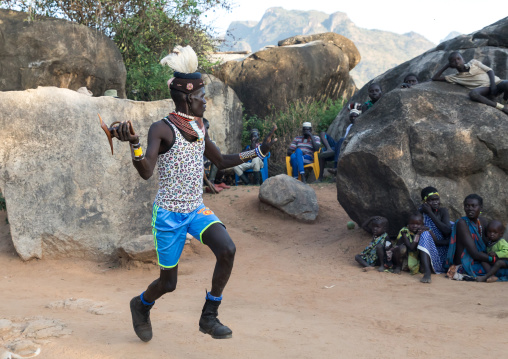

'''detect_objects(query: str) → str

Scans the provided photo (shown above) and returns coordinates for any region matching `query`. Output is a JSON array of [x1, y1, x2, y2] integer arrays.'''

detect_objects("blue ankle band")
[[206, 292, 223, 301], [140, 291, 155, 306]]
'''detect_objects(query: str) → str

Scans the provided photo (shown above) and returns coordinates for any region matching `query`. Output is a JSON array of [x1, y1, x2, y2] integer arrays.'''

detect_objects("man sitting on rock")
[[233, 128, 264, 185], [432, 51, 508, 115], [361, 83, 383, 113], [401, 73, 419, 88], [287, 122, 321, 183]]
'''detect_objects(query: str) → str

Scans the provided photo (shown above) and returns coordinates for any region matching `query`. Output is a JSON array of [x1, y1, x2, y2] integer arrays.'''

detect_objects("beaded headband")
[[423, 192, 439, 202]]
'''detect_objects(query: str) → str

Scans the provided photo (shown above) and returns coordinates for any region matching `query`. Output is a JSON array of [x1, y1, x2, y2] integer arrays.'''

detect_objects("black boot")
[[130, 296, 154, 342], [253, 171, 262, 185], [239, 173, 250, 185], [199, 299, 232, 339]]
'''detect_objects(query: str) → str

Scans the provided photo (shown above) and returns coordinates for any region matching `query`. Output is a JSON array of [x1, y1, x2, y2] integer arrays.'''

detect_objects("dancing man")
[[111, 46, 277, 341]]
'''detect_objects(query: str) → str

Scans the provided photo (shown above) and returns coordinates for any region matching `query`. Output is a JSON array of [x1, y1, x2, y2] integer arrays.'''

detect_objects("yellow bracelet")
[[134, 147, 143, 157], [496, 103, 505, 110]]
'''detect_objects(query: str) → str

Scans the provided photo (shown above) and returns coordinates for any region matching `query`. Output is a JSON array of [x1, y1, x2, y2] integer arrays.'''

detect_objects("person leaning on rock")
[[327, 103, 361, 176], [401, 73, 419, 88], [287, 122, 321, 183], [233, 128, 264, 185], [110, 45, 277, 342], [361, 83, 383, 113], [432, 51, 508, 115]]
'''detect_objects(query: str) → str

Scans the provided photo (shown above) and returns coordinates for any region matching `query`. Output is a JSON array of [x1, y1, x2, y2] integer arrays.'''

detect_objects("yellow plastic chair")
[[286, 149, 321, 181]]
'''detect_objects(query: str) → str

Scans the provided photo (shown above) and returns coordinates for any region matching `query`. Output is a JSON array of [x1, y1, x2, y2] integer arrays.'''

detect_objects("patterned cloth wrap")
[[397, 227, 420, 275], [154, 121, 205, 213], [417, 214, 451, 274], [446, 217, 508, 281], [360, 233, 388, 265]]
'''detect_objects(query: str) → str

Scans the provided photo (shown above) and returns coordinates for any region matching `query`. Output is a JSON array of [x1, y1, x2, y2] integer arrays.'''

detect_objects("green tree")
[[1, 0, 229, 100]]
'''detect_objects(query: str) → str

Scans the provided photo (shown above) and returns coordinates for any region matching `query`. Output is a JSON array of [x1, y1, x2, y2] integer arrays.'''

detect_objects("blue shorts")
[[151, 203, 222, 268]]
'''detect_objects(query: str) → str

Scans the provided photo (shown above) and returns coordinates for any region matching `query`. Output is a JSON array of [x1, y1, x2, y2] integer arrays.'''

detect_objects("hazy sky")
[[203, 0, 508, 44]]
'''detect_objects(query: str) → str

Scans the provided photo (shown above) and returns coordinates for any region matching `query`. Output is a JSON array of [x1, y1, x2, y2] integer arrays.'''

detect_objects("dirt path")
[[0, 184, 506, 358]]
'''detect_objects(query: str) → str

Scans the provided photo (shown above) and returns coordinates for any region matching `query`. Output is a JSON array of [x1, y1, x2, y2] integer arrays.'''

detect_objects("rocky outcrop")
[[0, 79, 242, 261], [259, 175, 319, 222], [278, 32, 360, 71], [220, 7, 435, 87], [0, 9, 126, 98], [336, 81, 508, 235], [217, 33, 358, 118], [329, 16, 508, 140]]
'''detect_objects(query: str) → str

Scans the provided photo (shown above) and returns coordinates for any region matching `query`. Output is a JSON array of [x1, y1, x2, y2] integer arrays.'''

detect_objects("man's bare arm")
[[432, 63, 450, 82], [205, 125, 277, 170], [113, 121, 169, 180]]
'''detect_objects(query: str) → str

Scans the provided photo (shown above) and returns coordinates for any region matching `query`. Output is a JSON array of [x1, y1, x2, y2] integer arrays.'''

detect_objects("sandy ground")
[[1, 184, 507, 359]]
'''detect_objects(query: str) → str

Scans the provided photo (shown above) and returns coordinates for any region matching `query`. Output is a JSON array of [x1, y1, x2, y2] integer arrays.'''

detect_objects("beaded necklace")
[[167, 112, 204, 141], [477, 219, 483, 241]]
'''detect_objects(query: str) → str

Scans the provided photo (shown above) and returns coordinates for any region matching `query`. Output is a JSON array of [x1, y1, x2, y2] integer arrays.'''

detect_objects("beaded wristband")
[[130, 142, 145, 161], [255, 145, 266, 159], [239, 148, 257, 162]]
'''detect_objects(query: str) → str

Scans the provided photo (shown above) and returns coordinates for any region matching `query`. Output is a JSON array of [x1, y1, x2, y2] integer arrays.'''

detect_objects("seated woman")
[[446, 194, 508, 281], [417, 187, 452, 283]]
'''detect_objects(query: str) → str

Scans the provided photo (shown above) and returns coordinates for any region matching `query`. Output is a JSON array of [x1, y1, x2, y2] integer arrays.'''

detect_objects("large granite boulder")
[[0, 9, 126, 98], [259, 175, 319, 222], [0, 79, 242, 261], [328, 16, 508, 139], [202, 75, 243, 153], [336, 81, 508, 235], [216, 32, 359, 118]]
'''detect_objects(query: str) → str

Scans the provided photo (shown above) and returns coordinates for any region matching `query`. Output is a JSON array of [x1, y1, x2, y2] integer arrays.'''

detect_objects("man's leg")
[[317, 150, 334, 180], [290, 148, 306, 181], [497, 80, 508, 101], [130, 267, 178, 342], [130, 206, 190, 342], [250, 157, 262, 185], [198, 222, 236, 339], [470, 85, 508, 115], [234, 162, 252, 185], [290, 152, 299, 178]]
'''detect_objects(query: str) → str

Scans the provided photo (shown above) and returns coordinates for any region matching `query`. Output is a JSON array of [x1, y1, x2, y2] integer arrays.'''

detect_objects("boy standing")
[[432, 52, 508, 115]]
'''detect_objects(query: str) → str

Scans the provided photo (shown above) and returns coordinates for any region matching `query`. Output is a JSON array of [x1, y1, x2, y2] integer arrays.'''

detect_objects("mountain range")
[[220, 8, 437, 87]]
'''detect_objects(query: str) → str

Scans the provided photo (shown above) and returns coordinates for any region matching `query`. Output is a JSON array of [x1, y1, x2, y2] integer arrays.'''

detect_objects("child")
[[355, 216, 389, 272], [432, 51, 508, 115], [395, 213, 427, 275], [361, 83, 383, 113], [477, 220, 508, 283]]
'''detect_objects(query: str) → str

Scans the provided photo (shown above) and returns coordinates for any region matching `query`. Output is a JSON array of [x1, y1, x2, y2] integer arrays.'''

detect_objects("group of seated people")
[[355, 187, 508, 284], [297, 51, 508, 183]]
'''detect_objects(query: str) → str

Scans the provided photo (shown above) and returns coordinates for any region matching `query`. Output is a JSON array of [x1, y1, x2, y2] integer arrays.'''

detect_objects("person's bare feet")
[[486, 276, 498, 283], [476, 275, 488, 282], [377, 266, 385, 272], [362, 266, 376, 272], [420, 274, 432, 283], [393, 267, 402, 274]]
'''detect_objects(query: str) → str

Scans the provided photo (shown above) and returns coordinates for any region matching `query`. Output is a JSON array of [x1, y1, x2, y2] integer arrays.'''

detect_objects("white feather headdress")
[[160, 45, 198, 74]]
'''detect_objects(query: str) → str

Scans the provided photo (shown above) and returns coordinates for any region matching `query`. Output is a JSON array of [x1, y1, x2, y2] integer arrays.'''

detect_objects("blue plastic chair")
[[235, 152, 270, 185]]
